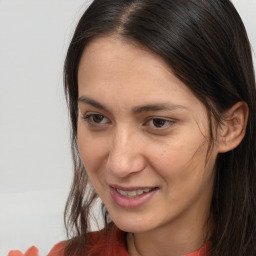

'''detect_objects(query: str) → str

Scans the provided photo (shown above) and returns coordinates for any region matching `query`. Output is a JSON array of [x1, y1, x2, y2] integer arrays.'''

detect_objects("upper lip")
[[109, 184, 158, 191]]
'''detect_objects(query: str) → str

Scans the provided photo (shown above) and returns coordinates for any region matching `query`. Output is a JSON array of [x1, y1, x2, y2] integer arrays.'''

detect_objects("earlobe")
[[217, 101, 249, 153]]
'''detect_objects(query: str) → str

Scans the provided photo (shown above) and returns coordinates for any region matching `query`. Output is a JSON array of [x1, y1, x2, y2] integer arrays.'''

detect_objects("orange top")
[[47, 226, 210, 256], [8, 226, 210, 256]]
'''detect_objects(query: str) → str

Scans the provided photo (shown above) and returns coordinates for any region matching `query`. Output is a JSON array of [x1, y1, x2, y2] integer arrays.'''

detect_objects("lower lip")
[[110, 187, 158, 209]]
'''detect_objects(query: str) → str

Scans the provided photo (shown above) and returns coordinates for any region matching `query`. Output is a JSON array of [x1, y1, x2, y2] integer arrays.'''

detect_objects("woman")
[[49, 0, 256, 255]]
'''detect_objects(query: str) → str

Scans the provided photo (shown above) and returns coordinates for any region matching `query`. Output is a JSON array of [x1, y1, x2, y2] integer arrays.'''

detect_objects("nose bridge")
[[107, 125, 145, 177]]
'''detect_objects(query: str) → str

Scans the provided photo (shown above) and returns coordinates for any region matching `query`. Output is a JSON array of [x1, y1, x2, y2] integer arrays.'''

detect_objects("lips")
[[109, 185, 158, 208]]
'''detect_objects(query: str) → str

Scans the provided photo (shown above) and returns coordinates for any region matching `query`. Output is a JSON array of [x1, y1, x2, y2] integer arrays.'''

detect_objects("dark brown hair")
[[63, 0, 256, 255]]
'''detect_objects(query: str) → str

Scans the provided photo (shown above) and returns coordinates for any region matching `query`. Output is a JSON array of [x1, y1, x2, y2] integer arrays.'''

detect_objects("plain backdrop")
[[0, 0, 255, 255]]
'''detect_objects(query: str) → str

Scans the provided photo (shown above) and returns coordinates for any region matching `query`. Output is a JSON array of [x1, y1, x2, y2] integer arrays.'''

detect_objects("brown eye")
[[92, 114, 105, 123], [146, 118, 174, 129], [152, 118, 168, 128], [82, 113, 110, 125]]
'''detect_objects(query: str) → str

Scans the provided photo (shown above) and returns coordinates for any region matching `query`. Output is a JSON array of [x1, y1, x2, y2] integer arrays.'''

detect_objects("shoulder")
[[47, 241, 66, 256], [47, 225, 129, 256]]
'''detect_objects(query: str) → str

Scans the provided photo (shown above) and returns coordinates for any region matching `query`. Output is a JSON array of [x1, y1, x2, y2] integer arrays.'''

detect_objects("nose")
[[106, 128, 146, 178]]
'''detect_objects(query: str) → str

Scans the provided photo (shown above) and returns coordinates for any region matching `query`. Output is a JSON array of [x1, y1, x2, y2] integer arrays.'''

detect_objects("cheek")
[[150, 142, 216, 212], [77, 127, 108, 174], [149, 137, 205, 173], [147, 135, 213, 190]]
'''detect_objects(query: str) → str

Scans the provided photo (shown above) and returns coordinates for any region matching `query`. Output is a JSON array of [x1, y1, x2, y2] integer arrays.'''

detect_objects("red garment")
[[47, 226, 210, 256], [8, 246, 39, 256]]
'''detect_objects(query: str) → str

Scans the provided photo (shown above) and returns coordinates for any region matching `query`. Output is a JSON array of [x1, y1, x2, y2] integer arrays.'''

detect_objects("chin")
[[111, 215, 156, 233]]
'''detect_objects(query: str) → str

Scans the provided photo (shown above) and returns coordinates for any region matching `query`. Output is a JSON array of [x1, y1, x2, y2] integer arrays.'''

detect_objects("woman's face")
[[77, 36, 219, 234]]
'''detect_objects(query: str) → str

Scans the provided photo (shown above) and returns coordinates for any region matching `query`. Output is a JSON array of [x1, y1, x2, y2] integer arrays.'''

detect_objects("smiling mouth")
[[110, 186, 159, 208], [115, 187, 157, 198]]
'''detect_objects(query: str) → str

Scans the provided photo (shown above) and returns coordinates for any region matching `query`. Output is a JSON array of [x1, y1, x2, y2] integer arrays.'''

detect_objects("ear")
[[217, 101, 249, 153]]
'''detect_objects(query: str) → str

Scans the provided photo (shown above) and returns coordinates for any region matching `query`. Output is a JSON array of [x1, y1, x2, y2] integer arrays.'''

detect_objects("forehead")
[[77, 36, 203, 112], [78, 36, 173, 82]]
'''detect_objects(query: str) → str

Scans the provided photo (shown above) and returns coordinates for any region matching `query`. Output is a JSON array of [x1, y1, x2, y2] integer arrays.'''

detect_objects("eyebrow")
[[78, 96, 108, 110], [78, 96, 187, 114], [132, 103, 187, 114]]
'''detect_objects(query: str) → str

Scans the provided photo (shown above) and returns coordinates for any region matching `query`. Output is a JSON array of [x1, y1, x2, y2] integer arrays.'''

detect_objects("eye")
[[82, 112, 110, 125], [147, 118, 174, 129]]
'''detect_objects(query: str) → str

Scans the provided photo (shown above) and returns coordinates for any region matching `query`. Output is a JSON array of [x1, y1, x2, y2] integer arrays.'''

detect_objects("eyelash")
[[146, 118, 175, 129], [82, 113, 110, 126], [81, 112, 175, 130]]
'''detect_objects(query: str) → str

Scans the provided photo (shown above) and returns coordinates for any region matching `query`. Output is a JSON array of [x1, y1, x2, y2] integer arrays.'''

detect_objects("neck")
[[127, 210, 212, 256]]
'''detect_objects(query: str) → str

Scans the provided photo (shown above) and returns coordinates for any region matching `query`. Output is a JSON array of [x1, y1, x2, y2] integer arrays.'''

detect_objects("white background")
[[0, 0, 255, 255]]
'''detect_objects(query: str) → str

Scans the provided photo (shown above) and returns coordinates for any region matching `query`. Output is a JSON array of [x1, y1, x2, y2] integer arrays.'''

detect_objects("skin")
[[77, 36, 221, 256]]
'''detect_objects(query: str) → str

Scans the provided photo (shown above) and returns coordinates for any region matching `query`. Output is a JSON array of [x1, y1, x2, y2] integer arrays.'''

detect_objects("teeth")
[[116, 188, 153, 198]]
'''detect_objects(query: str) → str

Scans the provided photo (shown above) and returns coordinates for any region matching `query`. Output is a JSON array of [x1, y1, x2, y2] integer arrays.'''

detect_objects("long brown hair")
[[63, 0, 256, 255]]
